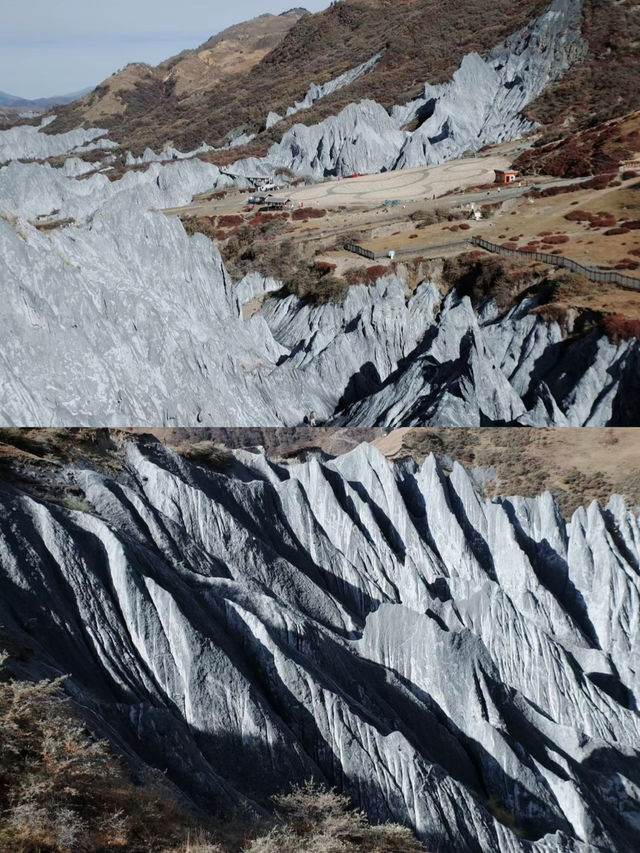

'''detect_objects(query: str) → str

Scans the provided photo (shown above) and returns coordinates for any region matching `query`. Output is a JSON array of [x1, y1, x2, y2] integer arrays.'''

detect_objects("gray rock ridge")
[[330, 291, 640, 427], [233, 0, 586, 180], [0, 119, 118, 165], [1, 186, 638, 426], [0, 438, 638, 852], [264, 51, 384, 132], [281, 51, 384, 121]]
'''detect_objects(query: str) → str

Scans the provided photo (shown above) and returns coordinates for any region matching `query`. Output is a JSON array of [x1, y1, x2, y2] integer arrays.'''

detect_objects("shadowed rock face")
[[0, 438, 638, 851], [0, 0, 637, 428], [1, 187, 638, 427]]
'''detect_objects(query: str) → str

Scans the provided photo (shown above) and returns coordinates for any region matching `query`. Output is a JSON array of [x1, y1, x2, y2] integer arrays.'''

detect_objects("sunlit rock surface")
[[1, 189, 638, 427], [0, 438, 638, 851], [235, 0, 586, 179], [0, 118, 118, 165], [0, 0, 637, 427]]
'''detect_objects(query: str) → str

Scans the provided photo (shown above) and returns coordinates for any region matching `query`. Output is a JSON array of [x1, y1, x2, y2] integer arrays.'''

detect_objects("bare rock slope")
[[0, 436, 638, 852]]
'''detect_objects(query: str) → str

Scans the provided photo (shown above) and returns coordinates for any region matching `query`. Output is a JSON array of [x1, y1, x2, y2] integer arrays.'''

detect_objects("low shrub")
[[218, 215, 244, 228], [442, 254, 521, 308], [292, 207, 326, 220], [313, 261, 337, 275], [365, 265, 389, 280], [541, 235, 570, 245], [244, 782, 425, 853], [603, 228, 630, 236], [564, 209, 594, 222], [602, 314, 640, 342]]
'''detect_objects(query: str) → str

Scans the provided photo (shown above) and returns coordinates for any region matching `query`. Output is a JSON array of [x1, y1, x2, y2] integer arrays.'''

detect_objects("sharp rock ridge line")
[[0, 438, 638, 852]]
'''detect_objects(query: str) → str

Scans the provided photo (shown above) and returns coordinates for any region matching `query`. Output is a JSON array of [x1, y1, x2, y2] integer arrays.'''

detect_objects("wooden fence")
[[470, 237, 640, 291], [345, 239, 470, 261], [344, 237, 640, 292]]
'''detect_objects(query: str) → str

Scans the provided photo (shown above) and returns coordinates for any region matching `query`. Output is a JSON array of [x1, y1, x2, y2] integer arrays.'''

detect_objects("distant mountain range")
[[0, 87, 93, 110]]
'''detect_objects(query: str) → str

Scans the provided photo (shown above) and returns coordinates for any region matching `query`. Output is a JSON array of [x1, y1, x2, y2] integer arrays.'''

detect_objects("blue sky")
[[1, 1, 329, 98]]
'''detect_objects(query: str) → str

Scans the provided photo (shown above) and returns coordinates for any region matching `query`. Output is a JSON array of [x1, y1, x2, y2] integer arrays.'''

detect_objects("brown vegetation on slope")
[[44, 10, 307, 142], [525, 0, 640, 133], [46, 0, 547, 155], [0, 655, 426, 853], [515, 111, 640, 177]]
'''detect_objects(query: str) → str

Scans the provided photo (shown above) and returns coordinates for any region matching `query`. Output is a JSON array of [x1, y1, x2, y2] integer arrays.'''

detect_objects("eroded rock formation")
[[0, 436, 638, 851]]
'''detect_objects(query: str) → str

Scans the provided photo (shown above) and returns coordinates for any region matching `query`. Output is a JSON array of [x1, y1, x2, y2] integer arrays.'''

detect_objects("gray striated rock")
[[0, 187, 638, 426], [394, 0, 586, 168], [0, 157, 234, 221], [125, 143, 214, 165], [235, 98, 408, 181], [236, 0, 586, 179], [282, 52, 383, 121], [331, 291, 640, 427], [0, 119, 118, 165], [0, 437, 638, 852]]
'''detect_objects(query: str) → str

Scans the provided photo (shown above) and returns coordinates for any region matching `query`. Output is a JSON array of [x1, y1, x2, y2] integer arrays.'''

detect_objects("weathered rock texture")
[[0, 118, 118, 165], [233, 0, 586, 180], [0, 437, 638, 852], [0, 0, 637, 427], [1, 185, 638, 427]]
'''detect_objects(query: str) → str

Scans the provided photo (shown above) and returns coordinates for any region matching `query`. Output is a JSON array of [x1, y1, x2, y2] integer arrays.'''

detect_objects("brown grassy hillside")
[[46, 9, 308, 139], [47, 0, 548, 155], [515, 110, 640, 177], [44, 1, 640, 162], [525, 0, 640, 132]]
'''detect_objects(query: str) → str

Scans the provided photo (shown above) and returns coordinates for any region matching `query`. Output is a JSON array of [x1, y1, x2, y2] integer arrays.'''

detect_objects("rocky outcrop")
[[331, 292, 640, 427], [125, 143, 214, 166], [0, 157, 233, 221], [0, 437, 638, 852], [0, 118, 118, 165], [280, 52, 383, 123], [235, 0, 586, 179], [0, 184, 638, 427]]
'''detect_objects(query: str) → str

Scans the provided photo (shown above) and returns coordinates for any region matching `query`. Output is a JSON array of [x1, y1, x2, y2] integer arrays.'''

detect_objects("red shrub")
[[622, 220, 640, 230], [501, 242, 519, 249], [584, 174, 613, 190], [629, 248, 640, 257], [564, 210, 595, 222], [459, 222, 471, 230], [622, 170, 639, 180], [541, 235, 570, 244], [589, 217, 617, 228], [293, 207, 326, 220], [313, 261, 337, 275], [603, 314, 640, 342], [604, 228, 630, 236], [366, 265, 389, 280]]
